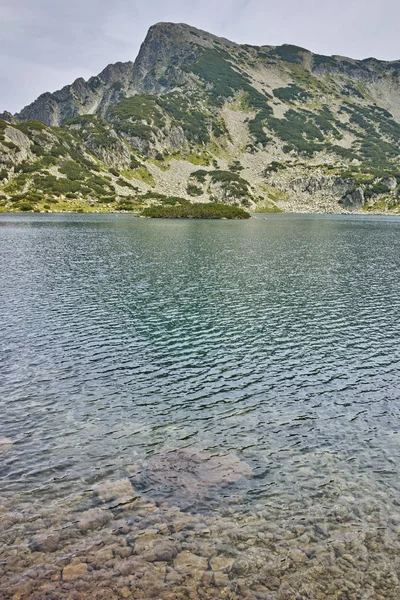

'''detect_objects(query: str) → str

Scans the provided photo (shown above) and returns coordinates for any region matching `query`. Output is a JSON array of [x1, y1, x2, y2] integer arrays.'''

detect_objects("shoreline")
[[0, 209, 399, 217]]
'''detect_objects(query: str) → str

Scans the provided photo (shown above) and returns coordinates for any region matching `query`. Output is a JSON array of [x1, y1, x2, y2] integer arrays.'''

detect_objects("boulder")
[[96, 478, 136, 503], [382, 177, 397, 191], [340, 187, 364, 209], [143, 449, 252, 499]]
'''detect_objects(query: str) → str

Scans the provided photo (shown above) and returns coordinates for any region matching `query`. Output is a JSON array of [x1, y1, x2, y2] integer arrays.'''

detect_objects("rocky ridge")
[[2, 22, 400, 214]]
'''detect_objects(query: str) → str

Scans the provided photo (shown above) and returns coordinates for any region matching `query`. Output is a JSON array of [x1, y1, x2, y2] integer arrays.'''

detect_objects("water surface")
[[1, 213, 400, 599]]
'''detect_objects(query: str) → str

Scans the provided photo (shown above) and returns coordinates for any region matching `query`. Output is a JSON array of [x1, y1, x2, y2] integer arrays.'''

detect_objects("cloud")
[[1, 0, 400, 113]]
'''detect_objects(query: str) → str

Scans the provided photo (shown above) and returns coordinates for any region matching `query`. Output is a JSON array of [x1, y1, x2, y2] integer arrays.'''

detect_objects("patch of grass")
[[130, 166, 155, 186], [255, 203, 283, 213], [261, 184, 290, 202]]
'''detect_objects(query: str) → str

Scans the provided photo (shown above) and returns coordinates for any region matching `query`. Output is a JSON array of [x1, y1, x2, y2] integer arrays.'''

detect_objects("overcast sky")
[[1, 0, 399, 113]]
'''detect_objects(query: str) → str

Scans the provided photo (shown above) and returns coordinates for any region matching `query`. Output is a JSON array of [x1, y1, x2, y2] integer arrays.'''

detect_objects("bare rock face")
[[86, 131, 131, 168], [340, 187, 365, 210], [383, 177, 397, 191], [140, 449, 252, 505]]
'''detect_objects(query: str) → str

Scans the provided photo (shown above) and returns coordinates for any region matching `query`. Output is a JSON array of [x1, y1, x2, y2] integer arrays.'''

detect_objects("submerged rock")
[[96, 478, 137, 503], [139, 449, 252, 507], [0, 437, 13, 453], [62, 562, 88, 581], [210, 555, 234, 572], [174, 550, 208, 573]]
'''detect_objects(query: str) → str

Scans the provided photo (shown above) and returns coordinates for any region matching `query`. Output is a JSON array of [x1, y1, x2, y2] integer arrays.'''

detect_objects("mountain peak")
[[3, 22, 400, 216]]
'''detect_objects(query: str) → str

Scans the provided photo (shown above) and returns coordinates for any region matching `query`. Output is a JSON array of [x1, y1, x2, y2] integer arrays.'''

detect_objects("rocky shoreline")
[[1, 450, 400, 599]]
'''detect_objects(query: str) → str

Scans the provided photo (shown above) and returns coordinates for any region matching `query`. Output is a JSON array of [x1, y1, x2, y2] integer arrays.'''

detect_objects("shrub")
[[264, 162, 285, 175], [273, 84, 311, 102], [110, 95, 165, 128], [141, 202, 250, 219], [15, 202, 34, 211], [15, 121, 47, 134], [187, 183, 203, 196], [59, 160, 87, 181], [229, 161, 243, 172], [271, 44, 306, 64], [157, 93, 211, 144]]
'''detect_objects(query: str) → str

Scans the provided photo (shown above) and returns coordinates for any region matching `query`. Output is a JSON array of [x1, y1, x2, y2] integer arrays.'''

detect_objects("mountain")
[[2, 22, 400, 214]]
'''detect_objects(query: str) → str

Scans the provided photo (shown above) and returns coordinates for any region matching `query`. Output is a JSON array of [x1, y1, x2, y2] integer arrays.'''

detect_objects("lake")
[[1, 213, 400, 599]]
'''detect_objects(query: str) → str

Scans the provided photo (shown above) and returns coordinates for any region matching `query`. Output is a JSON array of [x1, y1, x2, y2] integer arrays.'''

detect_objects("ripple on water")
[[1, 213, 400, 597]]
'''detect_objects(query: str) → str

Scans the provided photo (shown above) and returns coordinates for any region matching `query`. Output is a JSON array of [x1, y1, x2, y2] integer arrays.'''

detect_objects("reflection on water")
[[1, 213, 400, 598]]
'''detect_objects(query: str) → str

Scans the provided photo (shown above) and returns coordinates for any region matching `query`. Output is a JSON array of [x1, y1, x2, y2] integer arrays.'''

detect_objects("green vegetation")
[[264, 161, 286, 175], [255, 198, 283, 213], [66, 114, 120, 149], [109, 95, 165, 143], [157, 93, 212, 145], [141, 202, 250, 219], [187, 183, 203, 196], [190, 49, 251, 102], [189, 49, 273, 145], [130, 165, 155, 186], [191, 170, 208, 184], [59, 160, 87, 180], [267, 109, 324, 155], [110, 95, 164, 126], [273, 84, 311, 103], [190, 169, 251, 201], [313, 54, 338, 68], [271, 44, 307, 64], [248, 110, 270, 145], [14, 201, 35, 211], [364, 180, 393, 199]]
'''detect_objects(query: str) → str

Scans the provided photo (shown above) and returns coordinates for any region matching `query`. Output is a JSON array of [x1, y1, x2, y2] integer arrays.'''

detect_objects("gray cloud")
[[1, 0, 400, 113]]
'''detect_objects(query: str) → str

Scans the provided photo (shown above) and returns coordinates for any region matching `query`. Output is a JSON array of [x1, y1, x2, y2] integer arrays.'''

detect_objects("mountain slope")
[[2, 22, 400, 214]]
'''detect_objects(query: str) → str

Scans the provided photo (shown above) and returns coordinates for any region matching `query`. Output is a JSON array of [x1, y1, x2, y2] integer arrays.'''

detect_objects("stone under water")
[[137, 449, 253, 506]]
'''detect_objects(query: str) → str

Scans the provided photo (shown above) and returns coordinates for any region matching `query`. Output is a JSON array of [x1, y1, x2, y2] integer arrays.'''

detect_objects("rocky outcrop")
[[383, 177, 397, 191], [340, 187, 365, 210], [10, 22, 400, 129], [16, 63, 136, 127]]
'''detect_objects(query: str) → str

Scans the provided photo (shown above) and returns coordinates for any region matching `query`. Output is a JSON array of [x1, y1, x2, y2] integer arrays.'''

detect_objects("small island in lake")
[[141, 201, 250, 219]]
